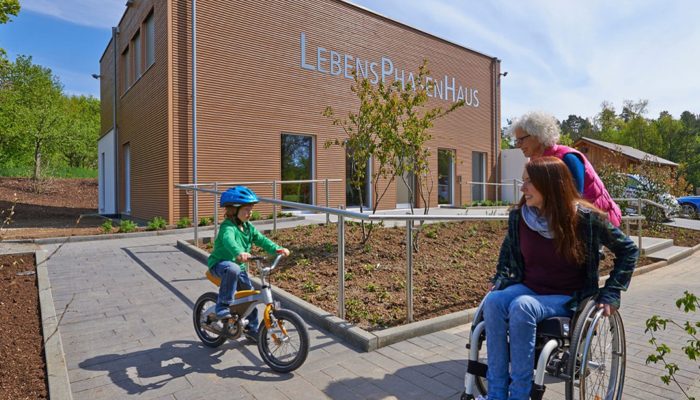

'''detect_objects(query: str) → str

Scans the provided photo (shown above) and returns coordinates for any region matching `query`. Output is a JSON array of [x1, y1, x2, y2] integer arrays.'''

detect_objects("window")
[[345, 147, 371, 208], [472, 151, 486, 201], [122, 47, 131, 90], [281, 134, 314, 205], [438, 149, 454, 205], [144, 11, 155, 68], [132, 30, 142, 78]]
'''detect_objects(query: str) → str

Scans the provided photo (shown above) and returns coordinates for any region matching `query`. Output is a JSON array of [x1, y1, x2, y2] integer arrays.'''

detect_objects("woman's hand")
[[276, 248, 290, 256], [597, 303, 617, 317], [236, 252, 252, 262]]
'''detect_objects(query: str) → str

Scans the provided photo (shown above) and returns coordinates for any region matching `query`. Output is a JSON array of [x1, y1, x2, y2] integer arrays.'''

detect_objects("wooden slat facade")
[[100, 0, 501, 223]]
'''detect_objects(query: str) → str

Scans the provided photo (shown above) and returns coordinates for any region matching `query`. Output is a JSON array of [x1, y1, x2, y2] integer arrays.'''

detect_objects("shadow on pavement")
[[78, 340, 294, 395]]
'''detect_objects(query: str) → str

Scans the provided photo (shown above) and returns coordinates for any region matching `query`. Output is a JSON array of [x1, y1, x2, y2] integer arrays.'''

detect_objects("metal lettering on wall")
[[299, 32, 479, 107]]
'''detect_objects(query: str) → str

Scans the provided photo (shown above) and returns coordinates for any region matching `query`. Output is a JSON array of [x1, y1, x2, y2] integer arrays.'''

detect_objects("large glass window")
[[122, 47, 130, 90], [345, 147, 371, 209], [438, 149, 454, 205], [281, 134, 313, 205]]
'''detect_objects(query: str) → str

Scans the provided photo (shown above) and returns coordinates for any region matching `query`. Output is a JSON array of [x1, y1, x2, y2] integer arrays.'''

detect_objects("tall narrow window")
[[144, 11, 155, 67], [281, 134, 314, 205], [345, 147, 371, 209], [438, 149, 454, 205], [132, 30, 142, 78], [472, 151, 486, 202], [122, 47, 131, 90]]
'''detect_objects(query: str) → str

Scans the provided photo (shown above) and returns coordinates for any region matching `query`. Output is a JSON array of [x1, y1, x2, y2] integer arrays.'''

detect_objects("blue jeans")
[[482, 284, 572, 400], [210, 261, 259, 332]]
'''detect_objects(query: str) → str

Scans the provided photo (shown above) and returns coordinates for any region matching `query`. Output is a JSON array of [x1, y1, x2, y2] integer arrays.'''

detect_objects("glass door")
[[281, 134, 314, 205]]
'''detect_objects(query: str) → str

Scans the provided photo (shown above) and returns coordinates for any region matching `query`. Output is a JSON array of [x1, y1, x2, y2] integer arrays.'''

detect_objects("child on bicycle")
[[208, 185, 290, 342]]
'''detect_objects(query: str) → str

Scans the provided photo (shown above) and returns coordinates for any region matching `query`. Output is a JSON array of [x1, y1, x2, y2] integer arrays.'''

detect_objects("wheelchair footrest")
[[466, 360, 488, 378], [530, 382, 545, 400]]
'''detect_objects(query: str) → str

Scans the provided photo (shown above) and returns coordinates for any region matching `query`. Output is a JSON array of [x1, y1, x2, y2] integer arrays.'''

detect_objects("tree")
[[0, 0, 20, 24], [324, 59, 464, 242], [0, 55, 66, 180], [62, 95, 100, 169], [560, 114, 594, 142]]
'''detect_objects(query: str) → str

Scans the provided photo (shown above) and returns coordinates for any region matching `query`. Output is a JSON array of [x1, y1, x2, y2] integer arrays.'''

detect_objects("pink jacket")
[[543, 144, 622, 227]]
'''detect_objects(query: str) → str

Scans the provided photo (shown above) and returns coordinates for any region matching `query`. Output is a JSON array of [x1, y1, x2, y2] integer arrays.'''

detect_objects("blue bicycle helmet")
[[220, 186, 259, 207]]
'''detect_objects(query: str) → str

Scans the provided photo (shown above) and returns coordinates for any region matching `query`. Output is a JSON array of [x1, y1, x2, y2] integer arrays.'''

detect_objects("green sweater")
[[492, 207, 638, 311], [207, 219, 282, 271]]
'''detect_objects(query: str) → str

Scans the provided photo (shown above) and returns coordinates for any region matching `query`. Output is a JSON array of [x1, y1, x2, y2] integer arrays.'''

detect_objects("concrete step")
[[629, 236, 674, 255], [646, 245, 693, 262]]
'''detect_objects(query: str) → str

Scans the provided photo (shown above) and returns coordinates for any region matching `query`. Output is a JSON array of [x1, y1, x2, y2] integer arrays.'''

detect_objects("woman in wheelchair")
[[474, 157, 638, 400]]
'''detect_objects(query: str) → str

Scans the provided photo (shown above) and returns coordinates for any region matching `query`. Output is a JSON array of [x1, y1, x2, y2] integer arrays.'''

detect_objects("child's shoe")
[[215, 304, 232, 319]]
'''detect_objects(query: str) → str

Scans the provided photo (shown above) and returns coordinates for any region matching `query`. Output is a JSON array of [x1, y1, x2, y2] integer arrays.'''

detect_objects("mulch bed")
[[0, 253, 47, 400]]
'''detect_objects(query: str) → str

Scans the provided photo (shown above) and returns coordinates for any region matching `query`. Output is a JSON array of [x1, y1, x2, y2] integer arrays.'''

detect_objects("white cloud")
[[22, 0, 125, 29], [355, 0, 700, 122]]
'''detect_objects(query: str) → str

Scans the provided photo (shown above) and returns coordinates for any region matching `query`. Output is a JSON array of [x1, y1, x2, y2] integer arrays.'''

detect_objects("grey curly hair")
[[507, 111, 560, 147]]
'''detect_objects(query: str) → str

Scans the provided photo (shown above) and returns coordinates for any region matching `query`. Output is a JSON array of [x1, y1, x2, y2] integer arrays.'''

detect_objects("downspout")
[[113, 26, 120, 215], [192, 0, 199, 244]]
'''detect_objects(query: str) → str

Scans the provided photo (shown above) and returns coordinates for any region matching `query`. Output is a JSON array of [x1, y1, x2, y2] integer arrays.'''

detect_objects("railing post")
[[406, 215, 414, 323], [272, 180, 277, 234], [512, 178, 518, 205], [325, 178, 330, 225], [194, 187, 199, 246], [337, 205, 345, 320], [638, 198, 643, 251], [213, 182, 218, 238]]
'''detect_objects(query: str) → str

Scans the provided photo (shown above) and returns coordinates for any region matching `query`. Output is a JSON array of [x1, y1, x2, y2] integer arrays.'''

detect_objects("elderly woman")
[[509, 111, 622, 227]]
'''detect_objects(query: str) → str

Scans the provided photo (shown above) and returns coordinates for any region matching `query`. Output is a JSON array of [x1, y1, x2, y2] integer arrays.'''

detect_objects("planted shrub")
[[119, 219, 137, 233], [176, 217, 191, 229], [250, 211, 261, 221], [147, 216, 167, 231], [100, 220, 113, 234], [199, 216, 213, 226]]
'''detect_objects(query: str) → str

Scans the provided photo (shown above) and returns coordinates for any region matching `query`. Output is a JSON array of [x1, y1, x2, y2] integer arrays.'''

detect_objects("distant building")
[[573, 137, 678, 173], [97, 0, 503, 223]]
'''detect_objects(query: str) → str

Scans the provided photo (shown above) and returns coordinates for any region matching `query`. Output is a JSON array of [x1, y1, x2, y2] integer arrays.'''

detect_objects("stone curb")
[[5, 217, 304, 245], [179, 238, 700, 352], [35, 250, 73, 400]]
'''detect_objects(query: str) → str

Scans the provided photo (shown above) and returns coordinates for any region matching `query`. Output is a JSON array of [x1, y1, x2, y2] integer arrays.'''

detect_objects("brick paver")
[[40, 232, 700, 399]]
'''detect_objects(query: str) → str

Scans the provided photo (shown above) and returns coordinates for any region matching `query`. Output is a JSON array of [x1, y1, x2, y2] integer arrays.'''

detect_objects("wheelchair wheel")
[[565, 300, 626, 400], [193, 292, 227, 348], [258, 308, 309, 373]]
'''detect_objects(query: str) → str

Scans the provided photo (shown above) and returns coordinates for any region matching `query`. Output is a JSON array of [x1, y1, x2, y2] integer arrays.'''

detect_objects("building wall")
[[170, 0, 499, 220], [98, 39, 115, 137], [114, 1, 171, 220]]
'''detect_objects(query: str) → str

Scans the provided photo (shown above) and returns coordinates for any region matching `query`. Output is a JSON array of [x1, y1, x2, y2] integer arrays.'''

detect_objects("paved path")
[[37, 231, 700, 400]]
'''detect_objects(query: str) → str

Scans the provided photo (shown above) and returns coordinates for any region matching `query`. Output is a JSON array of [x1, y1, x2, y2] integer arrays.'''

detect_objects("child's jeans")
[[211, 260, 259, 331], [482, 283, 572, 400]]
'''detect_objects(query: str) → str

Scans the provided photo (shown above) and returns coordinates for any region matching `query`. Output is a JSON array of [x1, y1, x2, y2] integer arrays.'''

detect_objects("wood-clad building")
[[573, 137, 678, 173], [97, 0, 503, 223]]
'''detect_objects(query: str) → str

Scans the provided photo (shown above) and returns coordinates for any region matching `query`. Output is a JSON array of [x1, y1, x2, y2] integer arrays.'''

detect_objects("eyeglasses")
[[515, 134, 531, 146]]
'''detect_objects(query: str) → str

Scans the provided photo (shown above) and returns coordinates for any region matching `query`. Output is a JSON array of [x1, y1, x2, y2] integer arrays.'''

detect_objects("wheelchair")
[[462, 291, 627, 400]]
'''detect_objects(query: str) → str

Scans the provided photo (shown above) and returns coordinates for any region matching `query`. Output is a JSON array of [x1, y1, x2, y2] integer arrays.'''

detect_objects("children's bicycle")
[[193, 254, 310, 373]]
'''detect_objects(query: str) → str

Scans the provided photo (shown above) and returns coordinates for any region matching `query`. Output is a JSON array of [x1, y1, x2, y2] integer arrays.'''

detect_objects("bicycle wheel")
[[193, 292, 227, 348], [565, 301, 626, 400], [258, 308, 309, 373]]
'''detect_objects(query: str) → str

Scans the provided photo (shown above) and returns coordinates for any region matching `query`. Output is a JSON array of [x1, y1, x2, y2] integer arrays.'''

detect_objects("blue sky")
[[1, 0, 699, 124]]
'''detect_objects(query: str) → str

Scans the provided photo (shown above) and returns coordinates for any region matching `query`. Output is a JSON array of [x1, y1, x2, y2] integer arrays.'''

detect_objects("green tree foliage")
[[588, 100, 700, 193], [0, 55, 99, 179], [0, 55, 65, 179], [0, 0, 20, 24], [559, 114, 594, 142]]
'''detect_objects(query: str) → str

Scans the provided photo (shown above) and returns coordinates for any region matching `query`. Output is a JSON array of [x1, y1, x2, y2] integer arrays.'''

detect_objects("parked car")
[[620, 174, 679, 221], [677, 195, 700, 219]]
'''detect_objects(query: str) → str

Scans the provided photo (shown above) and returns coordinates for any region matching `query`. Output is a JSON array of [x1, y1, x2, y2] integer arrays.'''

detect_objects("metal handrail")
[[176, 184, 646, 324]]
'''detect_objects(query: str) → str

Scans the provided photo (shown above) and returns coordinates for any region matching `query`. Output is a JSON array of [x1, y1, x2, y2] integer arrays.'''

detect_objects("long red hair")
[[518, 157, 605, 264]]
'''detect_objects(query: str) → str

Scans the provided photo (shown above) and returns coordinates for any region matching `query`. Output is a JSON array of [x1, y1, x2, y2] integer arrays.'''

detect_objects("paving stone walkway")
[[33, 231, 700, 399]]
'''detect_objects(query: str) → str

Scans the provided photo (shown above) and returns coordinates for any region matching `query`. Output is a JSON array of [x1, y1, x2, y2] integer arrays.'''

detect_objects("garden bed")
[[199, 220, 666, 330]]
